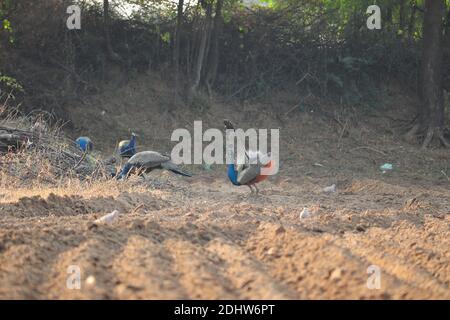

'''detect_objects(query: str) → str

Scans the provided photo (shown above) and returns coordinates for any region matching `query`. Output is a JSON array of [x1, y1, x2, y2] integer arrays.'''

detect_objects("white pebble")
[[300, 208, 311, 219], [85, 275, 96, 286], [95, 210, 120, 224], [323, 184, 337, 193]]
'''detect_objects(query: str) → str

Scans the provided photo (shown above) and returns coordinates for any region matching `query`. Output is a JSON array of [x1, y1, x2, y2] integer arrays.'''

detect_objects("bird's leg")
[[253, 184, 260, 195], [247, 185, 254, 194], [132, 167, 145, 179], [125, 166, 134, 179]]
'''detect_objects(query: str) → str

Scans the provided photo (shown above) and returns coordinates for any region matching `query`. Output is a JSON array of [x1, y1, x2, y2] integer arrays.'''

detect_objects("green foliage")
[[1, 0, 448, 113], [160, 31, 171, 44], [0, 73, 24, 94], [0, 0, 14, 44]]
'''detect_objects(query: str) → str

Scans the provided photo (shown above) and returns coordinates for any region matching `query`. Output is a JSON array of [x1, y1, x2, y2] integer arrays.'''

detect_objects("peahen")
[[224, 119, 276, 194], [117, 151, 192, 180], [75, 137, 93, 153], [118, 132, 137, 158]]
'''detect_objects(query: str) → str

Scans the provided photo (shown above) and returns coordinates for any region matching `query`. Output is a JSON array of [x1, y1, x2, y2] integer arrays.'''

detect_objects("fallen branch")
[[73, 150, 88, 170]]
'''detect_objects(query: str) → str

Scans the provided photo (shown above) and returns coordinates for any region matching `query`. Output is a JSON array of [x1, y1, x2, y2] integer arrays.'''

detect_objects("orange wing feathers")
[[249, 160, 275, 184]]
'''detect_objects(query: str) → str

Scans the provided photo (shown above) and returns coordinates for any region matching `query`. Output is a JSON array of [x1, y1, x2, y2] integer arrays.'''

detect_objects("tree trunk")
[[205, 0, 224, 97], [445, 7, 450, 34], [103, 0, 121, 62], [386, 4, 393, 28], [406, 0, 448, 148], [188, 1, 213, 102], [399, 0, 406, 31], [173, 0, 184, 97], [408, 0, 417, 39]]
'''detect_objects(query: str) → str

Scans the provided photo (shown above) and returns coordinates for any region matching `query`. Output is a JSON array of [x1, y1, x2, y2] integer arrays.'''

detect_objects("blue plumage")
[[224, 119, 273, 194], [227, 164, 240, 186], [117, 162, 133, 180], [75, 137, 93, 152], [118, 133, 137, 158]]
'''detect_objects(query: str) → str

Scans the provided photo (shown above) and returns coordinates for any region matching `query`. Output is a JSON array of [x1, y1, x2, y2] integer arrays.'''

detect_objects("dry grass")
[[0, 177, 159, 203], [0, 105, 116, 190]]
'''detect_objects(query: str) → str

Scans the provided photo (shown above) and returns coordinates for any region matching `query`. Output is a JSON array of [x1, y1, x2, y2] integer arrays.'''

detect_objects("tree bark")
[[173, 0, 184, 97], [188, 0, 213, 102], [407, 0, 448, 148], [205, 0, 224, 97], [399, 0, 406, 31], [408, 0, 417, 39], [103, 0, 121, 62], [386, 4, 393, 28]]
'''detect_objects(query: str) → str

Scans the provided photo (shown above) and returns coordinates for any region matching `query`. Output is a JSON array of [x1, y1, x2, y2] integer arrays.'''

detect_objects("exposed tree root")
[[404, 118, 450, 149], [421, 127, 450, 149], [404, 123, 421, 144], [437, 131, 450, 148]]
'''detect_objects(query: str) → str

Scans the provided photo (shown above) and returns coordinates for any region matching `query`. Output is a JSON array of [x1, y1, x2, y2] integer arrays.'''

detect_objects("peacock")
[[117, 151, 192, 180], [224, 119, 276, 194], [118, 132, 137, 158], [75, 137, 93, 153]]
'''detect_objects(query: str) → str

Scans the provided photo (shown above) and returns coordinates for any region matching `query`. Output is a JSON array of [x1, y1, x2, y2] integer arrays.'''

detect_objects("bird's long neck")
[[225, 129, 239, 185], [227, 164, 240, 185], [129, 135, 136, 148], [117, 162, 133, 180]]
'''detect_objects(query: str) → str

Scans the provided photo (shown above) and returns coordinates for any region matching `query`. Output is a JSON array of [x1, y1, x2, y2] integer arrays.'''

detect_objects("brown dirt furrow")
[[0, 216, 86, 299], [0, 243, 55, 299], [332, 227, 450, 299], [352, 218, 450, 286], [206, 237, 298, 299], [111, 234, 186, 299], [245, 222, 388, 299], [165, 239, 237, 299], [0, 170, 448, 299], [42, 235, 124, 299]]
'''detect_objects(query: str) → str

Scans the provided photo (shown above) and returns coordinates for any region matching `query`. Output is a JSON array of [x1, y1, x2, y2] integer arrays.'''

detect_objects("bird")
[[227, 150, 275, 194], [75, 137, 93, 153], [224, 119, 276, 194], [117, 151, 192, 180], [118, 132, 137, 158]]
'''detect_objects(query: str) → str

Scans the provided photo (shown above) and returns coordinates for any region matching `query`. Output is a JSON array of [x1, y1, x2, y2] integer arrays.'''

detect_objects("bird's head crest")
[[224, 119, 235, 130]]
